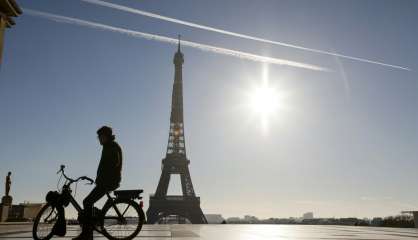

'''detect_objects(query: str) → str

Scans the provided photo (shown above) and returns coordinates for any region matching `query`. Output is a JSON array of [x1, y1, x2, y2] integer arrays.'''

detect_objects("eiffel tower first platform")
[[146, 37, 207, 224]]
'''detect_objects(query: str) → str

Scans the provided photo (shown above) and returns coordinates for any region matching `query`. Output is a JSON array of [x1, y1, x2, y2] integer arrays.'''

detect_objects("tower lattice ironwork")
[[146, 37, 207, 224]]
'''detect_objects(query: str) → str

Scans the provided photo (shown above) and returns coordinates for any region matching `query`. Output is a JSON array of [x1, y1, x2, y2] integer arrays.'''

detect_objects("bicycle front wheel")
[[32, 203, 58, 240], [101, 199, 145, 240]]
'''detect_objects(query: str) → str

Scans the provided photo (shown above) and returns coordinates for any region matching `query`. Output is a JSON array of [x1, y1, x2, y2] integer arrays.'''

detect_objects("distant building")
[[7, 204, 23, 220], [261, 218, 297, 224], [402, 211, 418, 228], [226, 217, 241, 223], [303, 212, 314, 219], [339, 218, 359, 226], [22, 203, 44, 221], [244, 215, 259, 223], [6, 202, 44, 221], [371, 217, 383, 226], [205, 214, 225, 224], [301, 218, 322, 225]]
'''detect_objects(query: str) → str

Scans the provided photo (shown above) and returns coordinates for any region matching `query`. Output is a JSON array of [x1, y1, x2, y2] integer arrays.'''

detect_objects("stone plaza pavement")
[[1, 224, 418, 239]]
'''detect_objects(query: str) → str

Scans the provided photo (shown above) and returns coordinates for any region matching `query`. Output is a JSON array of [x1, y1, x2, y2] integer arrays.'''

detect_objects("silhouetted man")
[[73, 126, 122, 240]]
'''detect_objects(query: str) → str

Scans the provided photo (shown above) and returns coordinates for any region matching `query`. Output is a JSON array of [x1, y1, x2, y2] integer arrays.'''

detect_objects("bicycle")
[[32, 165, 146, 240]]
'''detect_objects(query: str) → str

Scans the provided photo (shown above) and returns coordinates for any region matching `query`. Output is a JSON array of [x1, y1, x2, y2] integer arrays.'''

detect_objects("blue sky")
[[0, 0, 417, 218]]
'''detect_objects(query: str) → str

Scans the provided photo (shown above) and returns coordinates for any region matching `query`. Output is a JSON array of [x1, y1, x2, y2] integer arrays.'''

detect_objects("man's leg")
[[83, 186, 107, 222], [73, 186, 107, 239]]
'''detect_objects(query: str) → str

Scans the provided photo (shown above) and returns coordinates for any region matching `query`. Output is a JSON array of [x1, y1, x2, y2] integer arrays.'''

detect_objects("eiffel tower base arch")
[[147, 197, 207, 224]]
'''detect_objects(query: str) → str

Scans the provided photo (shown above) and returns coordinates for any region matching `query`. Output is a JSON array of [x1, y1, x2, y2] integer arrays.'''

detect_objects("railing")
[[149, 195, 200, 201]]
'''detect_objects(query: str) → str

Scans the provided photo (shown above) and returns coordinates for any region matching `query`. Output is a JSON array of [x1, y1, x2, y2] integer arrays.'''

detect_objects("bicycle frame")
[[60, 184, 126, 225], [59, 185, 82, 213]]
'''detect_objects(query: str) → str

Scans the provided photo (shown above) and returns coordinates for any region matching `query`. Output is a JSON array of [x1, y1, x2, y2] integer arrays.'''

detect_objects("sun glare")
[[245, 64, 286, 133], [249, 85, 279, 116]]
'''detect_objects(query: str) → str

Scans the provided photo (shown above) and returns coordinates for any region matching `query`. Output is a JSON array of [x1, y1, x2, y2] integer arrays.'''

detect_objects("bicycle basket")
[[46, 191, 60, 206], [45, 191, 71, 207]]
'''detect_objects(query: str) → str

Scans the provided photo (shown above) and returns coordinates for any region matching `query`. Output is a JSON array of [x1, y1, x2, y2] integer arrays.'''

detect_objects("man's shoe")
[[72, 225, 93, 240], [72, 232, 93, 240]]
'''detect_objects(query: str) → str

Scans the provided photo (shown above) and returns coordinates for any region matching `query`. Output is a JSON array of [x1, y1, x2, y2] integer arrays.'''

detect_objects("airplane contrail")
[[80, 0, 410, 71], [24, 9, 329, 72]]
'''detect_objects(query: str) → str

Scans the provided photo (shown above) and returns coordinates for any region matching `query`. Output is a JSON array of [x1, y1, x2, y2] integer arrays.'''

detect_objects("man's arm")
[[108, 142, 122, 164]]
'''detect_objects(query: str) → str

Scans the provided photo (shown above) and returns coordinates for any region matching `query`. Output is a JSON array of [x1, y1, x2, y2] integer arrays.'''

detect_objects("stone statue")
[[5, 172, 11, 197], [1, 172, 12, 206]]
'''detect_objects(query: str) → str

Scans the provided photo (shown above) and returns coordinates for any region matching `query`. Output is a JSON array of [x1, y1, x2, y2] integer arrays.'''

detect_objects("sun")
[[249, 85, 280, 116], [248, 84, 281, 132], [244, 65, 286, 133]]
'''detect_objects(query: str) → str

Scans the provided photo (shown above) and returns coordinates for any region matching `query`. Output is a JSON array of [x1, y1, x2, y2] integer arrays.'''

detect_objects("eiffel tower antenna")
[[147, 35, 207, 224], [177, 34, 181, 52]]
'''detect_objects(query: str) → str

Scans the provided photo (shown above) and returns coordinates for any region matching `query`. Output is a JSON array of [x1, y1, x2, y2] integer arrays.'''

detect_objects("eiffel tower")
[[146, 37, 207, 224]]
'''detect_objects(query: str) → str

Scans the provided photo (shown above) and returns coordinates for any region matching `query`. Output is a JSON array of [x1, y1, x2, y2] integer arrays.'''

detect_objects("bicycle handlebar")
[[58, 165, 94, 185], [79, 176, 95, 184]]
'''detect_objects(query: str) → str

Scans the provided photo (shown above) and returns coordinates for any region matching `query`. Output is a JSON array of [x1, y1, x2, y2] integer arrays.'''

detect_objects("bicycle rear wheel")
[[101, 199, 145, 240], [32, 203, 58, 240]]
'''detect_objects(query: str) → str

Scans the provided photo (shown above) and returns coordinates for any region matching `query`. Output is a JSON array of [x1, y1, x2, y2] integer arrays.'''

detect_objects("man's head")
[[7, 172, 11, 176], [97, 126, 115, 145]]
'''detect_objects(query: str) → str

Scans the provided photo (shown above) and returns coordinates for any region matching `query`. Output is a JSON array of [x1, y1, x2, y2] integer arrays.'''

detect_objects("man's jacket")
[[95, 140, 122, 190]]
